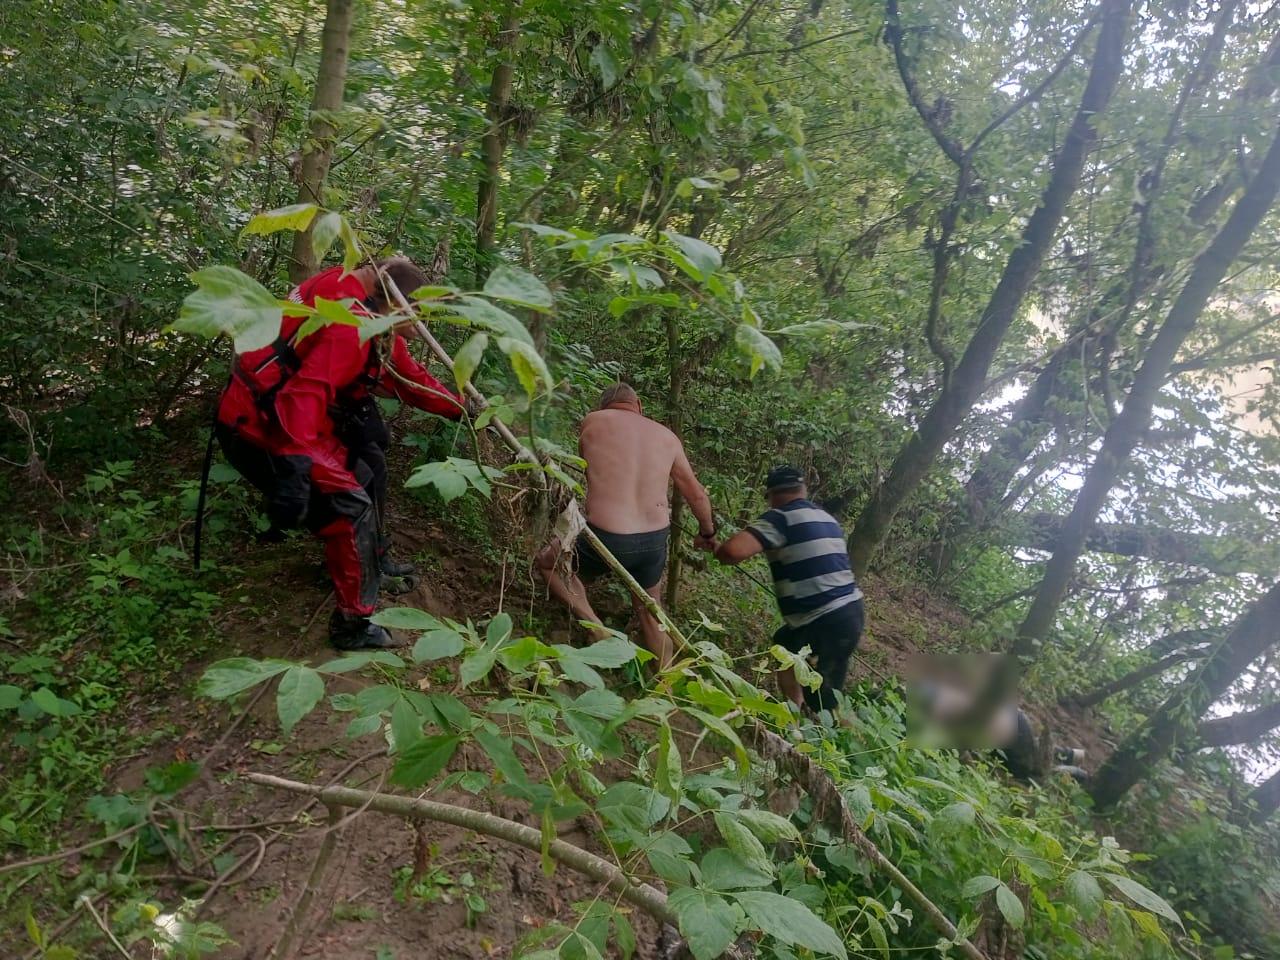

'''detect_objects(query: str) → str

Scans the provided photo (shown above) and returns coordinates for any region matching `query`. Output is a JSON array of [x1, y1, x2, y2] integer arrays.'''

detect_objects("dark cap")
[[765, 465, 805, 492]]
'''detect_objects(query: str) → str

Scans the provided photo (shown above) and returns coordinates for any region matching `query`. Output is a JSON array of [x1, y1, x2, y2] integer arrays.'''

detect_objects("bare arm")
[[714, 530, 764, 566], [670, 441, 715, 534]]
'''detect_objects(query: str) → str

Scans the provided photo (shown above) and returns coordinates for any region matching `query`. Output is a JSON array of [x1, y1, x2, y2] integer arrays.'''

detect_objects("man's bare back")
[[580, 408, 690, 533]]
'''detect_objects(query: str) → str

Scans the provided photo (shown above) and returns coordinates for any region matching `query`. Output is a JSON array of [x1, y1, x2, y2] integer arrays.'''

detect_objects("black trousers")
[[335, 397, 390, 536], [774, 598, 865, 712]]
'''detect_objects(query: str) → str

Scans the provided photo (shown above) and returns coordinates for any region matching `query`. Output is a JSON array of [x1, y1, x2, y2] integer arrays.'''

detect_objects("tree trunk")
[[1090, 582, 1280, 809], [846, 0, 1132, 576], [288, 0, 355, 284], [1009, 511, 1274, 575], [665, 312, 687, 615], [475, 8, 520, 284], [1197, 700, 1280, 749], [1013, 122, 1280, 657], [1246, 766, 1280, 823], [1066, 650, 1195, 710]]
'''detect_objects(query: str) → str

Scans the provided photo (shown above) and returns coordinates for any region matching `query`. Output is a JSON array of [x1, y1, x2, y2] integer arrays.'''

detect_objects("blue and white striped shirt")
[[747, 499, 863, 627]]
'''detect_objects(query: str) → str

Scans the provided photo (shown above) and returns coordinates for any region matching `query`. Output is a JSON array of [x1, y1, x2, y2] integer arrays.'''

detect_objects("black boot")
[[328, 610, 401, 651], [377, 535, 416, 577]]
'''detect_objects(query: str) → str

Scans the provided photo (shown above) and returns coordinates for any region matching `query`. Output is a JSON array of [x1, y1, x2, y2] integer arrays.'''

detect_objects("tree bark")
[[289, 0, 355, 284], [847, 0, 1133, 576], [1010, 511, 1274, 575], [1246, 765, 1280, 823], [475, 8, 521, 284], [1090, 582, 1280, 809], [1197, 700, 1280, 748], [1013, 122, 1280, 657]]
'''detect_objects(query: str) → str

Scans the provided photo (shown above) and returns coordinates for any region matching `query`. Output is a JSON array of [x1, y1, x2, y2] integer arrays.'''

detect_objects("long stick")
[[245, 772, 676, 926], [273, 803, 343, 960]]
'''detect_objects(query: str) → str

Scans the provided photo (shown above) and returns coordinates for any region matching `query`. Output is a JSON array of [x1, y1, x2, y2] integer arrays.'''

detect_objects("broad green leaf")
[[310, 210, 342, 261], [513, 222, 578, 240], [338, 215, 362, 272], [589, 42, 620, 89], [198, 658, 290, 699], [733, 890, 847, 959], [452, 332, 488, 391], [668, 888, 740, 960], [372, 608, 444, 632], [413, 629, 465, 662], [700, 847, 774, 891], [934, 801, 976, 834], [497, 335, 551, 399], [961, 875, 1003, 897], [390, 696, 421, 752], [243, 202, 318, 236], [865, 915, 889, 960], [483, 264, 553, 312], [297, 295, 363, 341], [733, 808, 800, 844], [714, 812, 772, 876], [574, 635, 639, 667], [173, 266, 284, 353], [662, 230, 722, 280], [475, 727, 529, 790], [1100, 873, 1183, 928], [683, 708, 750, 774], [461, 645, 500, 688], [995, 883, 1025, 930], [655, 720, 682, 805], [769, 319, 875, 337], [391, 734, 462, 787], [0, 685, 22, 709], [1066, 870, 1104, 920], [428, 693, 474, 732], [486, 612, 513, 645], [29, 687, 61, 716], [276, 666, 324, 735], [735, 324, 783, 378], [448, 297, 534, 345]]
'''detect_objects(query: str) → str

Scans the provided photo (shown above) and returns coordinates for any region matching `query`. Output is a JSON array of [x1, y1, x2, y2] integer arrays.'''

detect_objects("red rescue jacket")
[[217, 266, 463, 493]]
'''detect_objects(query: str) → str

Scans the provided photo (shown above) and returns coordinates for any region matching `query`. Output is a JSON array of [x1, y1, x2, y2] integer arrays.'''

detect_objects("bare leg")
[[632, 586, 673, 670], [535, 542, 610, 641], [776, 667, 805, 709]]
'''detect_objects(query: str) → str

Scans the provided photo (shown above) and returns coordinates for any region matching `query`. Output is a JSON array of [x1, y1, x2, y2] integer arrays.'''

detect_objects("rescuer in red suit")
[[215, 257, 464, 650]]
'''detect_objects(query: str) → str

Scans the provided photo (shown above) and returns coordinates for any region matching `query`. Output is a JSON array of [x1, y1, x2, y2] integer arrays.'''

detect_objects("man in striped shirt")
[[707, 465, 864, 713]]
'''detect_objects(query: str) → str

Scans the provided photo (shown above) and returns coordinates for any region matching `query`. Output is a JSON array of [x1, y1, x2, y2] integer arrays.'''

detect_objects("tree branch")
[[884, 0, 966, 167]]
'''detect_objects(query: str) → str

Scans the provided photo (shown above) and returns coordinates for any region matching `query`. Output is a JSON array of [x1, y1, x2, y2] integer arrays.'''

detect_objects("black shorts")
[[574, 524, 669, 590], [774, 598, 865, 712]]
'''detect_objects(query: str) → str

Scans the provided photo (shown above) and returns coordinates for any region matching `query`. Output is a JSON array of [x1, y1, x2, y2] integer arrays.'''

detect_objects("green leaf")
[[497, 336, 551, 399], [390, 696, 422, 752], [297, 295, 364, 341], [683, 708, 750, 774], [339, 216, 362, 272], [1100, 873, 1183, 928], [662, 230, 722, 280], [475, 727, 529, 789], [714, 812, 772, 876], [276, 666, 324, 735], [575, 635, 639, 667], [483, 264, 553, 313], [668, 888, 740, 960], [700, 847, 774, 891], [735, 324, 783, 378], [865, 915, 889, 960], [486, 612, 513, 645], [589, 42, 620, 89], [311, 210, 342, 262], [461, 645, 500, 687], [173, 266, 285, 353], [1066, 870, 1104, 920], [243, 202, 318, 237], [448, 297, 534, 346], [452, 333, 489, 391], [198, 658, 290, 699], [769, 319, 875, 337], [733, 808, 800, 844], [391, 734, 462, 787], [655, 720, 682, 805], [0, 684, 22, 709], [995, 883, 1025, 930], [733, 890, 847, 959], [934, 801, 976, 834], [30, 687, 61, 716], [372, 607, 444, 631], [413, 629, 465, 662], [961, 875, 1003, 897]]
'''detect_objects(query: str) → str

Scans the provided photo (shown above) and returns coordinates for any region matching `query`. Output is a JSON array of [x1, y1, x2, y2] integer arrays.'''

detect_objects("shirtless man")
[[535, 383, 716, 668]]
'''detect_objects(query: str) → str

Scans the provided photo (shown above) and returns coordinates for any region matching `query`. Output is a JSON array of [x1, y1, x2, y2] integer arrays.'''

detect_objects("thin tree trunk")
[[665, 312, 688, 614], [1014, 123, 1280, 657], [289, 0, 355, 284], [1246, 766, 1280, 823], [847, 0, 1132, 576], [475, 8, 521, 284], [1090, 582, 1280, 808], [1066, 651, 1195, 709], [1197, 700, 1280, 748]]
